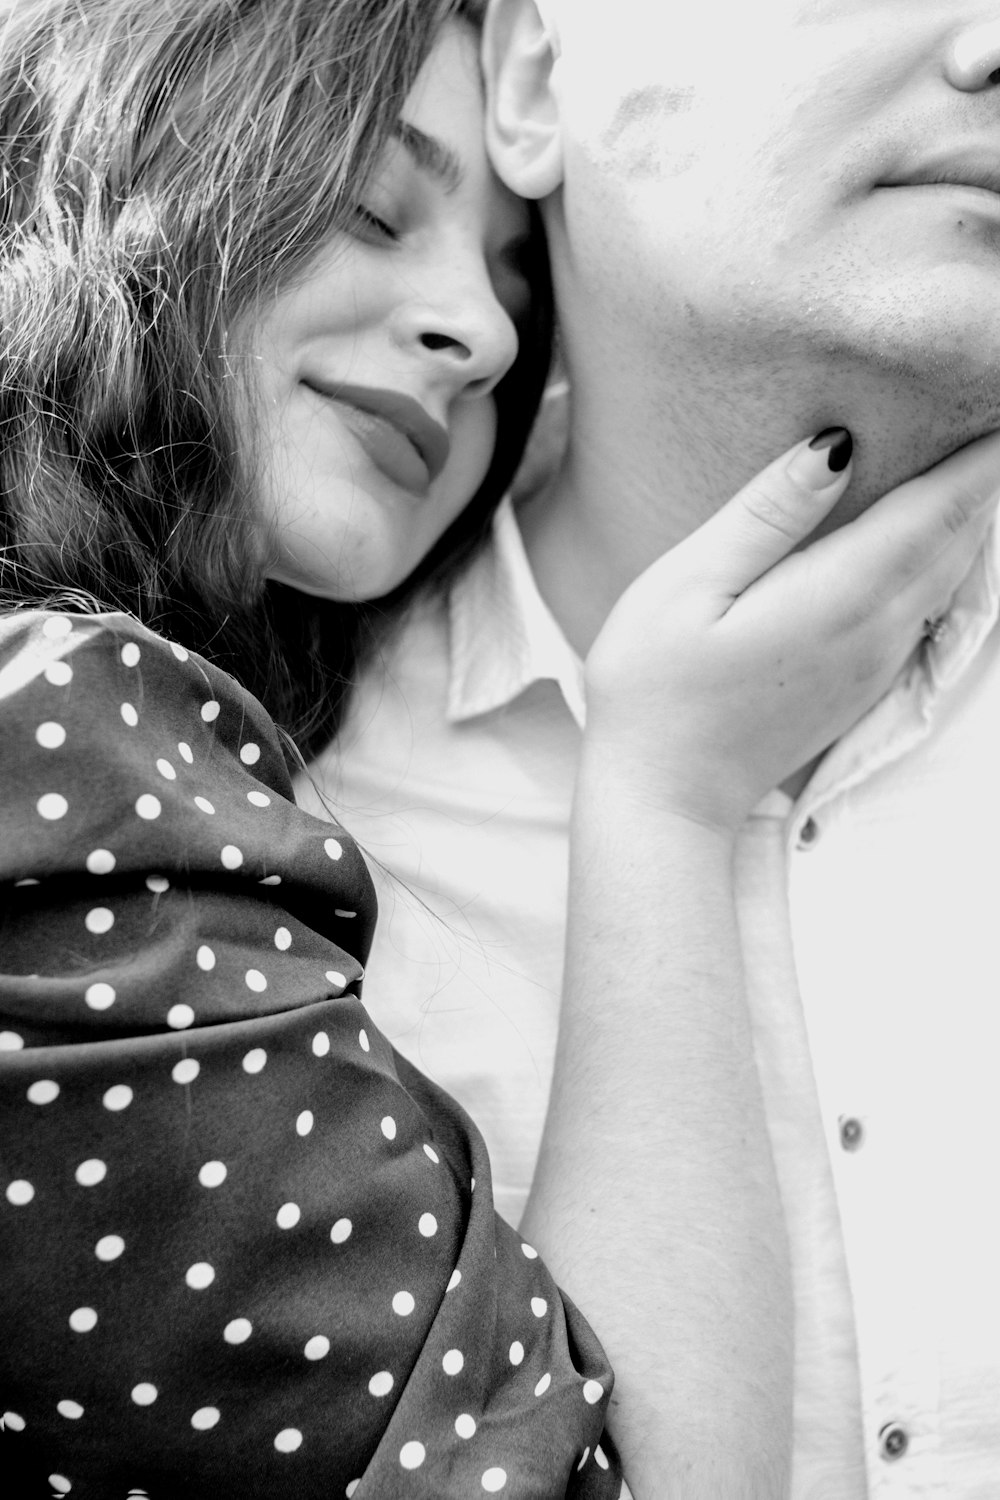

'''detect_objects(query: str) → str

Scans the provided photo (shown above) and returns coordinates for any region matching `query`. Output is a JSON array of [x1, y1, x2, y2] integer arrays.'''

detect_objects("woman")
[[1, 0, 997, 1496]]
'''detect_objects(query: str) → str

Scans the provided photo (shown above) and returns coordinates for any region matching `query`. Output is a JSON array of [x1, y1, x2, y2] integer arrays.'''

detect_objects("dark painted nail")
[[809, 427, 853, 473]]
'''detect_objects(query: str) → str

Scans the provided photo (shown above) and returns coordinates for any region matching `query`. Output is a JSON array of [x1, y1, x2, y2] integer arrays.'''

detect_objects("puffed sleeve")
[[0, 611, 622, 1500]]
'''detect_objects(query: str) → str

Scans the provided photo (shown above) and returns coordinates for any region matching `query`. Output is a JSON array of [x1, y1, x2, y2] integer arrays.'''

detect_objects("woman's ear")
[[483, 0, 563, 201]]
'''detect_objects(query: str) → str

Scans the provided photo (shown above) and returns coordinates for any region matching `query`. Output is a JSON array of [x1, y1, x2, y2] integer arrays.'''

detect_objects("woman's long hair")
[[0, 0, 552, 761]]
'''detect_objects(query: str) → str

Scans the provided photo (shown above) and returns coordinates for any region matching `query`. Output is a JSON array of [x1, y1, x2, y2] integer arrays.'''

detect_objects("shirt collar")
[[447, 495, 587, 728]]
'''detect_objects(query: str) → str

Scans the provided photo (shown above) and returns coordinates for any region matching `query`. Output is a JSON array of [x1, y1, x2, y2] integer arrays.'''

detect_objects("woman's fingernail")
[[808, 426, 853, 473]]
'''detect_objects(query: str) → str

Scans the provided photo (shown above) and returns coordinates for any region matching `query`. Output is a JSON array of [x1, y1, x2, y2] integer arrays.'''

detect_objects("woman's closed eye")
[[351, 204, 399, 244]]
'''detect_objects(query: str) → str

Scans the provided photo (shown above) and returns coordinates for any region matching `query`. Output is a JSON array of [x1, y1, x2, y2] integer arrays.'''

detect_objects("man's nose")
[[946, 19, 1000, 91], [396, 272, 519, 397]]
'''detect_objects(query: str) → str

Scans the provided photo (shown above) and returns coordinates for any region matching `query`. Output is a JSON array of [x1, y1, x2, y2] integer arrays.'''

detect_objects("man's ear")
[[483, 0, 563, 200]]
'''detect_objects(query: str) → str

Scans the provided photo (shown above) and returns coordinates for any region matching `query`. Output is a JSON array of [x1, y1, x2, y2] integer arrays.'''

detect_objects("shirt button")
[[879, 1423, 910, 1462], [797, 817, 820, 848], [839, 1116, 865, 1152]]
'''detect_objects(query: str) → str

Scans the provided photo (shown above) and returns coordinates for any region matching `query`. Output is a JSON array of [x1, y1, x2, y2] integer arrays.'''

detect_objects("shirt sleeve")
[[0, 611, 622, 1500]]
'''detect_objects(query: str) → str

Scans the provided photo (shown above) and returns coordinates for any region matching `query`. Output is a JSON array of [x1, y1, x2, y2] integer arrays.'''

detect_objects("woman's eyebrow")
[[394, 120, 464, 192]]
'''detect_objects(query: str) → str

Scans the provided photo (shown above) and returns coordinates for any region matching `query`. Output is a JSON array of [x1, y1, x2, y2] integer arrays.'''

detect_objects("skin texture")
[[241, 21, 529, 603], [489, 0, 1000, 654]]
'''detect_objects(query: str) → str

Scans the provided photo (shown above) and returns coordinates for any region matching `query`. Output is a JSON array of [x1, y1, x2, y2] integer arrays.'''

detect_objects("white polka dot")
[[196, 945, 215, 972], [201, 700, 220, 723], [399, 1441, 426, 1471], [96, 1234, 125, 1261], [509, 1341, 524, 1367], [583, 1379, 604, 1405], [0, 1031, 24, 1051], [368, 1371, 394, 1398], [261, 875, 282, 886], [27, 1080, 59, 1105], [247, 790, 271, 808], [224, 1319, 252, 1345], [192, 1407, 221, 1431], [595, 1446, 610, 1471], [245, 969, 266, 992], [169, 641, 189, 662], [392, 1291, 415, 1317], [131, 1383, 157, 1406], [85, 907, 114, 935], [325, 970, 346, 989], [418, 1214, 438, 1238], [242, 1048, 267, 1074], [36, 721, 66, 749], [37, 793, 68, 820], [3, 1410, 26, 1431], [85, 982, 116, 1010], [49, 1478, 71, 1496], [275, 1429, 303, 1454], [239, 743, 261, 766], [277, 1203, 301, 1230], [6, 1180, 34, 1206], [521, 1242, 539, 1260], [172, 1058, 200, 1085], [135, 795, 161, 821], [423, 1145, 440, 1165], [121, 643, 141, 667], [577, 1448, 591, 1472], [69, 1308, 97, 1334], [57, 1400, 84, 1420], [381, 1116, 397, 1141], [86, 849, 115, 875], [455, 1414, 477, 1440], [330, 1218, 353, 1245], [178, 741, 194, 763], [167, 1004, 195, 1030], [346, 1483, 360, 1499], [185, 1262, 215, 1290], [447, 1269, 462, 1292], [148, 873, 171, 894], [120, 702, 138, 727], [531, 1297, 548, 1319], [442, 1349, 464, 1376], [324, 838, 343, 861], [194, 797, 215, 815], [534, 1373, 552, 1397], [296, 1111, 314, 1137], [156, 759, 176, 781], [42, 616, 73, 639], [222, 846, 244, 871], [304, 1336, 330, 1361], [199, 1161, 227, 1189], [275, 927, 292, 951], [359, 1030, 370, 1053], [482, 1469, 508, 1493], [45, 660, 73, 686], [312, 1032, 331, 1058], [75, 1159, 107, 1188], [103, 1084, 133, 1111]]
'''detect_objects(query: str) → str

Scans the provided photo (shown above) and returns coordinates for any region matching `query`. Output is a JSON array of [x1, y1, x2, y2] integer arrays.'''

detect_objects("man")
[[305, 4, 1000, 1492]]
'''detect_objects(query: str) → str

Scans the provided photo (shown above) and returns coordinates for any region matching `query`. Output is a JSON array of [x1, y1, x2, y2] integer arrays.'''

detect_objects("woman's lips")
[[304, 381, 451, 496]]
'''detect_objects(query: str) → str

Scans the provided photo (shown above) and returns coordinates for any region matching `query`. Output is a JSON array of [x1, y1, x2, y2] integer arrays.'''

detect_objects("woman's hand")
[[584, 426, 1000, 833]]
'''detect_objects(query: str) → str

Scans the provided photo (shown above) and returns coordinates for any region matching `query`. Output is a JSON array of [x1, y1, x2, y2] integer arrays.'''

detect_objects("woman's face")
[[243, 21, 531, 602]]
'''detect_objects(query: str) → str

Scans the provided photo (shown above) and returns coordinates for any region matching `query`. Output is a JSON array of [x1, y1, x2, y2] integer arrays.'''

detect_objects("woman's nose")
[[397, 265, 520, 396], [945, 19, 1000, 91]]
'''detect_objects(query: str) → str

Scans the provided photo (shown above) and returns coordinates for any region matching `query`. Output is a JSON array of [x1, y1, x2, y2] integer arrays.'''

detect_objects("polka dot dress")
[[0, 613, 621, 1499]]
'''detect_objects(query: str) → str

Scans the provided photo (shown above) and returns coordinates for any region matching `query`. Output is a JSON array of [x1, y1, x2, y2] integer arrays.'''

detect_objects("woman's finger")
[[673, 427, 854, 593], [810, 427, 1000, 604]]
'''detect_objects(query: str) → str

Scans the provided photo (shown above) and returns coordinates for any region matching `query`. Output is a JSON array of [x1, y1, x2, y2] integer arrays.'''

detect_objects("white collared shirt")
[[300, 497, 1000, 1496]]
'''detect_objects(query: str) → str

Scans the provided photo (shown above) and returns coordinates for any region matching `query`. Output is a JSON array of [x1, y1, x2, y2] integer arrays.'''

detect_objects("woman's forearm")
[[523, 758, 792, 1498]]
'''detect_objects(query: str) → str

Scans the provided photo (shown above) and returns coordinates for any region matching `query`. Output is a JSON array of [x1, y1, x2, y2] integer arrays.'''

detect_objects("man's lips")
[[881, 152, 1000, 201], [303, 381, 451, 496]]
